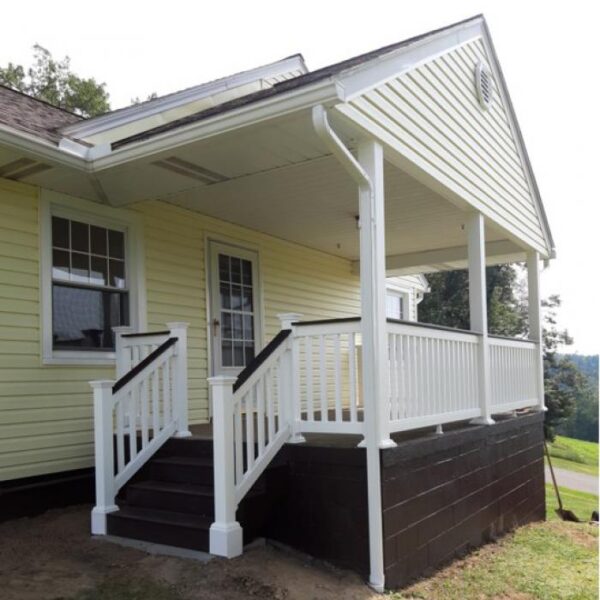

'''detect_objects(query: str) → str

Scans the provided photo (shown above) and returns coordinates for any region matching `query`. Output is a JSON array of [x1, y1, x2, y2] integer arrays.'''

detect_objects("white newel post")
[[358, 139, 394, 593], [208, 376, 243, 558], [90, 380, 118, 535], [167, 322, 191, 438], [113, 325, 133, 378], [467, 212, 494, 425], [277, 313, 305, 444], [527, 251, 546, 412]]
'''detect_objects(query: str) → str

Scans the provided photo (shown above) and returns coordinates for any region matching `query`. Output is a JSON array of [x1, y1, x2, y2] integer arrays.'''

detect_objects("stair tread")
[[129, 480, 214, 496], [111, 505, 212, 529]]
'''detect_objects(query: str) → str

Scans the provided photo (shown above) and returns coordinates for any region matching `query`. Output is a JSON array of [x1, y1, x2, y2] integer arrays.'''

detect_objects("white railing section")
[[209, 328, 295, 558], [90, 322, 190, 536], [386, 321, 482, 431], [292, 319, 364, 435], [489, 337, 539, 413]]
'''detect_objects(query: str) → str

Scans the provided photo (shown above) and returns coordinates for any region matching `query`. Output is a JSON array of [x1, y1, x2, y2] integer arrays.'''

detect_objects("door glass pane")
[[216, 251, 257, 369]]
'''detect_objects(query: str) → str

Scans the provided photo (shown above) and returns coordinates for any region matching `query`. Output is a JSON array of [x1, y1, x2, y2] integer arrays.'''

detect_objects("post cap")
[[89, 380, 115, 390], [207, 375, 238, 386], [277, 313, 304, 330]]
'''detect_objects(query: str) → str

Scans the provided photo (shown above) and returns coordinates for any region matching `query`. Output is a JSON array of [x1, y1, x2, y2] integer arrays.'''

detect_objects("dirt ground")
[[0, 505, 378, 600]]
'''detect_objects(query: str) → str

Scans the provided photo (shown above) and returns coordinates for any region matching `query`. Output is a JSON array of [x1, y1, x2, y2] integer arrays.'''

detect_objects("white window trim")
[[40, 190, 146, 366]]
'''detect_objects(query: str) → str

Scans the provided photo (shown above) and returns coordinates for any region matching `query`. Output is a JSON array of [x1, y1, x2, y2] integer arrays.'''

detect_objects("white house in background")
[[0, 15, 552, 591]]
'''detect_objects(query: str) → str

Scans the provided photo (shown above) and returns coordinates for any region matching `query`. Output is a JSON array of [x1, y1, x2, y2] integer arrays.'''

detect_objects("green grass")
[[546, 484, 599, 521], [547, 436, 599, 476], [392, 520, 598, 600]]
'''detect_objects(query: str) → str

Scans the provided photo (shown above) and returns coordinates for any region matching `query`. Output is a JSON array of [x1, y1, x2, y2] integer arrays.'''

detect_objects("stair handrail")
[[89, 322, 190, 536], [209, 320, 298, 558]]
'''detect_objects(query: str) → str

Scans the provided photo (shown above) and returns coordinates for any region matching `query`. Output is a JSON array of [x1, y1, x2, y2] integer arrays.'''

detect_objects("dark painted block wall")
[[266, 444, 370, 576], [381, 412, 545, 589]]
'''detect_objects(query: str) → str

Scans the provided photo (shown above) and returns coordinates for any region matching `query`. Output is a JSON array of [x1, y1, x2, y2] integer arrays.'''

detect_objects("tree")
[[0, 44, 110, 117], [418, 264, 526, 336]]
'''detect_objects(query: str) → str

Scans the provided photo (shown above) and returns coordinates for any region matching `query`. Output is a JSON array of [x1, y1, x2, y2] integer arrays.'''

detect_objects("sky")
[[1, 0, 598, 354]]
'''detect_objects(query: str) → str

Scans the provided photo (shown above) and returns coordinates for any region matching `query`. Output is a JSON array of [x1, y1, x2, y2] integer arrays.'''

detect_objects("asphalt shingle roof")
[[0, 85, 83, 144]]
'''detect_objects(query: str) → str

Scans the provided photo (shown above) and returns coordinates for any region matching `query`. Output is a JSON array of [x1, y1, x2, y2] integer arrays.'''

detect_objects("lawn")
[[546, 483, 599, 521], [546, 436, 599, 476], [393, 485, 599, 600]]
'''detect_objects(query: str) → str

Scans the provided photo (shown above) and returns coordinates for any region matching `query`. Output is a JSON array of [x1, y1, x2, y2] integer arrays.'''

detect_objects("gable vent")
[[475, 62, 493, 111]]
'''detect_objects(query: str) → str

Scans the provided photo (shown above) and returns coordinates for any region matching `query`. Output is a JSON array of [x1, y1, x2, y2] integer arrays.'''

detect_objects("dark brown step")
[[125, 480, 215, 516], [155, 437, 213, 459], [106, 506, 211, 551], [148, 455, 214, 485]]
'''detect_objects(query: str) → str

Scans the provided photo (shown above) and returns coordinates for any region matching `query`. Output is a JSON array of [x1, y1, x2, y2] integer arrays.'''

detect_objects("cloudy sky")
[[2, 1, 598, 354]]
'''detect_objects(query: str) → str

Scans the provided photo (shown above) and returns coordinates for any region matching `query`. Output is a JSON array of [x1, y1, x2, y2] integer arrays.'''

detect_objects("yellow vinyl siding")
[[0, 183, 361, 481], [338, 38, 547, 255]]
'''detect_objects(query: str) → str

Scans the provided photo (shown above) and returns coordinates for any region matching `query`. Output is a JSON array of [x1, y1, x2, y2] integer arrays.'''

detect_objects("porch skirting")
[[264, 411, 545, 588]]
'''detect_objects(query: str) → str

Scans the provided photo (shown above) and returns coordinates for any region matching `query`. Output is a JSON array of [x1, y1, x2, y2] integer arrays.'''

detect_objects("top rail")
[[233, 329, 291, 393], [113, 336, 178, 394]]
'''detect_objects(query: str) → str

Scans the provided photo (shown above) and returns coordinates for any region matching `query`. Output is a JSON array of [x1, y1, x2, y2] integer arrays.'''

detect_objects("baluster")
[[162, 358, 171, 427], [234, 400, 243, 484], [334, 335, 342, 422], [349, 332, 357, 422], [389, 334, 397, 422], [116, 399, 125, 474], [128, 389, 137, 461], [245, 391, 255, 471], [305, 337, 314, 421], [152, 369, 159, 438], [256, 382, 265, 455], [140, 379, 149, 447], [319, 335, 327, 422], [266, 369, 275, 442]]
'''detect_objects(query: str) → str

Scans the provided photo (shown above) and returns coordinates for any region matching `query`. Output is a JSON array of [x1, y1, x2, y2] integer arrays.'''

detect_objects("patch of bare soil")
[[0, 505, 378, 600]]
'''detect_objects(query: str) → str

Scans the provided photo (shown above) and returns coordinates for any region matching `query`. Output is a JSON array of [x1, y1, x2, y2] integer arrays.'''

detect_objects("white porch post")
[[358, 139, 394, 593], [90, 379, 118, 535], [467, 212, 494, 425], [527, 251, 546, 411], [208, 375, 243, 557], [278, 313, 306, 443], [167, 322, 192, 438], [112, 326, 133, 378]]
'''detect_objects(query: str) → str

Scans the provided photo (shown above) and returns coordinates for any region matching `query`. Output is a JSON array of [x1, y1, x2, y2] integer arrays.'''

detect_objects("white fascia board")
[[90, 78, 342, 172], [61, 55, 309, 140], [334, 18, 485, 101], [0, 124, 89, 171]]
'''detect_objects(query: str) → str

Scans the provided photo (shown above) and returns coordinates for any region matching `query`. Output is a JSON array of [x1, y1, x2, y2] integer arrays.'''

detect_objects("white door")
[[208, 241, 262, 377]]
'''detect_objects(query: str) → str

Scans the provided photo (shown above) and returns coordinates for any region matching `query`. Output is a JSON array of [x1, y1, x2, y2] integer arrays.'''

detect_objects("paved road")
[[545, 466, 599, 495]]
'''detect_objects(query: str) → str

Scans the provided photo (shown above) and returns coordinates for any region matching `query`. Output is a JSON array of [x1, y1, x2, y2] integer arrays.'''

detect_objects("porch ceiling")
[[0, 107, 523, 271]]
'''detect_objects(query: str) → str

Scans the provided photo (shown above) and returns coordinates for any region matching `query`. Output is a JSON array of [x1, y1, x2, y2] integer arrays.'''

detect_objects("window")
[[386, 290, 407, 320], [51, 216, 129, 351], [41, 190, 145, 365]]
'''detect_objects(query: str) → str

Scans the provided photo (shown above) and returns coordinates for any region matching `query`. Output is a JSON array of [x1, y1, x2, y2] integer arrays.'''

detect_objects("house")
[[0, 15, 551, 591]]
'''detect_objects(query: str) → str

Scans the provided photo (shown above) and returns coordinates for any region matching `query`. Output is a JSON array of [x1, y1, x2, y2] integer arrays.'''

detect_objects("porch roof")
[[0, 15, 554, 268]]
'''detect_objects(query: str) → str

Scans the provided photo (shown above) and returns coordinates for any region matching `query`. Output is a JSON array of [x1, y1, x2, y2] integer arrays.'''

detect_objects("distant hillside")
[[558, 354, 599, 442]]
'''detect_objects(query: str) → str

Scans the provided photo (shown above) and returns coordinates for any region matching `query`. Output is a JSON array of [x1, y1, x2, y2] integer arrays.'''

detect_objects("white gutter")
[[312, 104, 386, 593]]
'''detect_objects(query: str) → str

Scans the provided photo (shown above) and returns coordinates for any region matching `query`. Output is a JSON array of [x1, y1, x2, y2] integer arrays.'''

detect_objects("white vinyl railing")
[[386, 321, 482, 431], [292, 318, 363, 435], [90, 322, 189, 536], [489, 337, 540, 413]]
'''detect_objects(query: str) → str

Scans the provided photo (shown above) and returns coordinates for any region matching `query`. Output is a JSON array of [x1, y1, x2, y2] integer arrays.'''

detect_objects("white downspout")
[[312, 104, 387, 593]]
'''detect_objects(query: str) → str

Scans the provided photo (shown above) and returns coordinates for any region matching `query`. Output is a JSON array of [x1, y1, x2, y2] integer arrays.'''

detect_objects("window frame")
[[385, 286, 410, 321], [40, 190, 146, 365]]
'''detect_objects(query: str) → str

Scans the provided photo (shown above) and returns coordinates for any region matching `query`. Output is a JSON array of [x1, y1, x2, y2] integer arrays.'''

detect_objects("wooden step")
[[147, 455, 214, 485], [106, 506, 211, 551], [125, 480, 215, 516], [155, 437, 213, 459]]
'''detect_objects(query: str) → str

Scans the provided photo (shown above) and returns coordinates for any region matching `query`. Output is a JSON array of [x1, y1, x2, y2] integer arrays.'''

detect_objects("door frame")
[[205, 235, 265, 384]]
